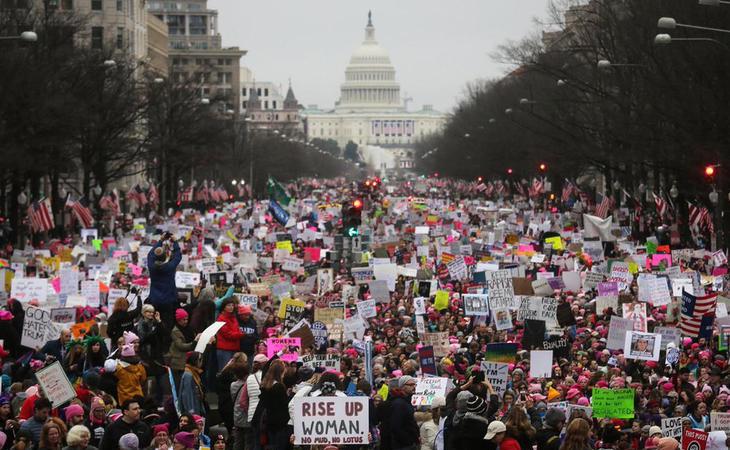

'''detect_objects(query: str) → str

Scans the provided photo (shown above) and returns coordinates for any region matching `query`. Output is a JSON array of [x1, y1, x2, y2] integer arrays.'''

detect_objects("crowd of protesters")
[[0, 176, 726, 450]]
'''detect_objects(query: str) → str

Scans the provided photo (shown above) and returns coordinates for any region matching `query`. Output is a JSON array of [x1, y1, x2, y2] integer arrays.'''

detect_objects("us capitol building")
[[302, 12, 446, 175]]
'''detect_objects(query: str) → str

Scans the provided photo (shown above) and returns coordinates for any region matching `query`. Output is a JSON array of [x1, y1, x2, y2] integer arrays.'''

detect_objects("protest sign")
[[607, 316, 634, 350], [596, 296, 619, 314], [278, 298, 305, 319], [481, 361, 509, 396], [50, 307, 75, 324], [567, 405, 593, 420], [11, 277, 48, 303], [485, 343, 517, 363], [591, 388, 634, 419], [355, 300, 377, 319], [486, 270, 515, 310], [368, 280, 390, 303], [266, 337, 302, 362], [59, 268, 79, 296], [624, 331, 661, 361], [662, 417, 683, 438], [529, 350, 553, 378], [175, 272, 201, 288], [291, 397, 369, 446], [235, 294, 259, 309], [412, 377, 449, 406], [418, 345, 437, 376], [35, 361, 76, 407], [654, 326, 681, 350], [311, 321, 328, 350], [682, 429, 708, 450], [351, 267, 374, 284], [462, 294, 489, 316], [493, 308, 512, 330], [80, 280, 100, 307], [301, 354, 340, 370], [623, 303, 648, 332], [583, 271, 605, 290], [422, 332, 450, 357], [711, 412, 730, 432], [413, 297, 427, 315], [541, 336, 570, 359], [195, 321, 225, 353], [22, 306, 53, 349]]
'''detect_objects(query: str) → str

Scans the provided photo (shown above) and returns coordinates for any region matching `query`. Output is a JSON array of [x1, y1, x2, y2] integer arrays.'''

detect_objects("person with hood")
[[420, 396, 445, 450], [108, 335, 147, 405], [166, 309, 198, 388], [178, 352, 206, 416], [453, 395, 493, 450], [536, 408, 566, 450], [387, 375, 419, 450], [444, 390, 473, 450], [147, 232, 182, 332], [215, 298, 244, 370]]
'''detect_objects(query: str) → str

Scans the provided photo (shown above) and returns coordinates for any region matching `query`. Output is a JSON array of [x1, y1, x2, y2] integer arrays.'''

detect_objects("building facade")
[[238, 68, 303, 134], [148, 0, 245, 113], [302, 12, 445, 175]]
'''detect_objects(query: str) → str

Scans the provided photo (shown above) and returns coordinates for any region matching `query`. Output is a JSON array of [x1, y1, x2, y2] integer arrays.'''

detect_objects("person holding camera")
[[147, 232, 182, 332]]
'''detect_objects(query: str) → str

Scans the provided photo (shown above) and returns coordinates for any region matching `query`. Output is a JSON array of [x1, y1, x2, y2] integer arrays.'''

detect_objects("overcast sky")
[[208, 0, 555, 113]]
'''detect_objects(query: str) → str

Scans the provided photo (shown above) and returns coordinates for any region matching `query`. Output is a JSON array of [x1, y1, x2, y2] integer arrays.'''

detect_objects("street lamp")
[[0, 31, 37, 41], [201, 98, 210, 105], [670, 183, 679, 199], [505, 108, 514, 115], [464, 133, 470, 138], [519, 98, 537, 105], [597, 59, 644, 70], [658, 16, 730, 34], [557, 79, 567, 87], [654, 33, 730, 51], [489, 118, 496, 124], [710, 189, 720, 204], [103, 60, 116, 68], [231, 180, 237, 186], [17, 192, 27, 205]]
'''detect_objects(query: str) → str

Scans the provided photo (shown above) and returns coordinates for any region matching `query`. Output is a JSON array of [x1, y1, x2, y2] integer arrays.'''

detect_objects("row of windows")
[[241, 87, 269, 97], [170, 70, 233, 84], [171, 57, 232, 66], [148, 2, 202, 11], [90, 26, 127, 50], [90, 0, 123, 11], [347, 71, 394, 81]]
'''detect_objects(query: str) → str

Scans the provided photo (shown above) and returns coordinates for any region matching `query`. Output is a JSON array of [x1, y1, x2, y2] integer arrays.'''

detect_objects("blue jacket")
[[147, 241, 182, 306], [179, 370, 205, 415]]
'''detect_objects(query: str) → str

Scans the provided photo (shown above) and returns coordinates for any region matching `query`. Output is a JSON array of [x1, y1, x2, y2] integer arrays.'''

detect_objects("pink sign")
[[649, 254, 672, 268], [266, 337, 301, 362]]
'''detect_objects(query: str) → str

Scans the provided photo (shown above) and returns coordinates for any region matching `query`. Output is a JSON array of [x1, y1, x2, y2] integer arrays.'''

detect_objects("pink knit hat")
[[121, 344, 135, 357], [123, 331, 139, 345], [64, 404, 85, 420]]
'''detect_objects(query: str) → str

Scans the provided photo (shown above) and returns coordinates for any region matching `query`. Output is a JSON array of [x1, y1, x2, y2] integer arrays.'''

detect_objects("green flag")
[[267, 177, 291, 206]]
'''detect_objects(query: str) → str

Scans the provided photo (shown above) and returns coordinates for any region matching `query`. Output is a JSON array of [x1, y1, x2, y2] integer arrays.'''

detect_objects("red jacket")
[[502, 437, 521, 450], [216, 312, 244, 351]]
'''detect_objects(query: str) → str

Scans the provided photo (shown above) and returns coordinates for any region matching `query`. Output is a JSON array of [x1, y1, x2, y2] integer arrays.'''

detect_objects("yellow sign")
[[118, 261, 127, 274], [278, 297, 305, 319], [276, 240, 293, 253], [377, 383, 389, 401], [544, 236, 564, 251], [434, 290, 449, 310]]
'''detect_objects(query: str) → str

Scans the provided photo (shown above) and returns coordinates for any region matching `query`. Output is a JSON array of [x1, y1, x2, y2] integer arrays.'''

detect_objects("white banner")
[[291, 397, 369, 446]]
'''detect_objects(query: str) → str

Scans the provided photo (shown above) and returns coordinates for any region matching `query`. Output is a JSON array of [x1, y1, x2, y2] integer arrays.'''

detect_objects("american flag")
[[513, 180, 527, 197], [209, 186, 220, 202], [679, 290, 717, 338], [195, 184, 209, 203], [485, 182, 494, 197], [99, 189, 121, 216], [65, 195, 94, 228], [528, 178, 544, 197], [178, 187, 193, 203], [126, 184, 148, 206], [653, 192, 668, 218], [27, 198, 55, 233], [595, 193, 613, 219], [147, 183, 159, 207], [217, 186, 229, 200]]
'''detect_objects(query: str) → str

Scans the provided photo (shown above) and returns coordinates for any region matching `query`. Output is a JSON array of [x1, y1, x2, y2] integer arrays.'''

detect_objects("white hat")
[[104, 359, 117, 373], [484, 421, 507, 440]]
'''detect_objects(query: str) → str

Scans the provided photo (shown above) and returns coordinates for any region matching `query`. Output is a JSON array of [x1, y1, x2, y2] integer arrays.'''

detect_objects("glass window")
[[264, 88, 269, 96], [61, 0, 72, 9], [272, 100, 276, 109], [116, 27, 123, 49], [166, 15, 185, 35], [91, 26, 103, 49], [189, 15, 207, 35], [242, 87, 246, 96], [91, 0, 101, 9], [243, 101, 247, 108], [187, 2, 201, 10], [116, 0, 122, 11]]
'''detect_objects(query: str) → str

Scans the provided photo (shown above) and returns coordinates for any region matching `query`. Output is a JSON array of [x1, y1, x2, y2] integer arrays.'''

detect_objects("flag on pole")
[[653, 192, 668, 218], [595, 193, 613, 219], [679, 290, 717, 338], [126, 184, 148, 206], [147, 184, 159, 207], [65, 195, 94, 228], [267, 177, 291, 206], [27, 198, 55, 233], [99, 189, 121, 216]]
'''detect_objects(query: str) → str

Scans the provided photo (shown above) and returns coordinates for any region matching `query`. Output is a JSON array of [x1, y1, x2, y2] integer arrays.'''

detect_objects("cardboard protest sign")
[[623, 303, 648, 332], [624, 331, 661, 361], [195, 321, 225, 353], [541, 336, 570, 359], [368, 280, 390, 303], [351, 267, 374, 284], [481, 361, 509, 397], [567, 405, 593, 420], [235, 294, 259, 310], [80, 280, 100, 307], [662, 417, 683, 438], [682, 429, 708, 450], [266, 337, 302, 362], [463, 294, 489, 316], [413, 297, 427, 315], [422, 332, 449, 357], [583, 271, 605, 290], [50, 307, 76, 324], [35, 361, 76, 407], [493, 308, 512, 331], [412, 377, 449, 406], [278, 298, 305, 319], [291, 397, 369, 446], [486, 270, 515, 310], [654, 326, 681, 350], [591, 388, 634, 419], [288, 323, 315, 349]]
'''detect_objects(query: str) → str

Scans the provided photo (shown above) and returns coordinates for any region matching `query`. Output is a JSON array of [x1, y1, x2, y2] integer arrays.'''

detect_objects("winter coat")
[[166, 325, 195, 371], [147, 241, 181, 307], [114, 360, 147, 404], [215, 311, 243, 351], [179, 370, 206, 415], [453, 413, 490, 450], [246, 371, 262, 422], [389, 390, 419, 449]]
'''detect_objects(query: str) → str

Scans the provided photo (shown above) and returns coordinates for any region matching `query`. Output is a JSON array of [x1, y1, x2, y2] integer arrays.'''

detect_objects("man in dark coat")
[[147, 232, 181, 331], [387, 375, 419, 450]]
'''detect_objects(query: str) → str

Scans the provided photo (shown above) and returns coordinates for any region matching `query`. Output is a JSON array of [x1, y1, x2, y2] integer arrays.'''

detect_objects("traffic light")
[[705, 165, 716, 178], [539, 163, 547, 172], [507, 168, 513, 175], [342, 199, 362, 237]]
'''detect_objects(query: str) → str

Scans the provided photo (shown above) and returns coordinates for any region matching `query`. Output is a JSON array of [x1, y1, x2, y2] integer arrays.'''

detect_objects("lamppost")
[[670, 182, 679, 226], [657, 17, 730, 34], [654, 33, 730, 52], [0, 31, 37, 42]]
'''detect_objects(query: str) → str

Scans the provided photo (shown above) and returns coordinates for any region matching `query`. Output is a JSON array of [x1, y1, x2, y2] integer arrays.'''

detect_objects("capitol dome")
[[336, 12, 403, 113]]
